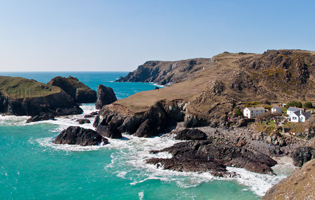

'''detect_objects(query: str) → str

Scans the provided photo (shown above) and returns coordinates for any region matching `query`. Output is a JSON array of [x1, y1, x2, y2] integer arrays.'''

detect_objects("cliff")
[[262, 159, 315, 199], [96, 50, 315, 138], [48, 76, 96, 103], [115, 58, 212, 86], [0, 76, 82, 116]]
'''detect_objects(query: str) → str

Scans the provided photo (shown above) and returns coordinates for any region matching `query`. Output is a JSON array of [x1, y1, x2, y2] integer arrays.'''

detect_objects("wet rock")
[[76, 119, 91, 124], [53, 126, 107, 146], [96, 124, 122, 139], [26, 113, 55, 123], [147, 140, 277, 176]]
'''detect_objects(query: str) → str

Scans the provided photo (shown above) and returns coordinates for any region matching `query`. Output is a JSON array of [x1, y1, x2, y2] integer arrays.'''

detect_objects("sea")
[[0, 72, 296, 200]]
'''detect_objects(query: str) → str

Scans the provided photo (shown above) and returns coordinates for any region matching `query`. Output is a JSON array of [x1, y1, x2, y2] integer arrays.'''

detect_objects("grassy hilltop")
[[0, 76, 61, 99]]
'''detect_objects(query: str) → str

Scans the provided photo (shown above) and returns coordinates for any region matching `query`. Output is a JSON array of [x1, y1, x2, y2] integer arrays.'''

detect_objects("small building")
[[243, 107, 266, 118], [289, 110, 311, 122], [271, 106, 282, 114], [286, 107, 305, 115]]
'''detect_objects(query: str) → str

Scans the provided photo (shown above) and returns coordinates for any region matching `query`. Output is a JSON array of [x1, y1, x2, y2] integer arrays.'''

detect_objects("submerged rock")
[[53, 126, 107, 146], [26, 113, 55, 123], [76, 119, 91, 124]]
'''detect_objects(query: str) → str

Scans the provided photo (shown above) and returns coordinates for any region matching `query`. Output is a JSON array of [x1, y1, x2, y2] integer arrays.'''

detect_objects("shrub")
[[285, 101, 302, 109], [304, 102, 313, 108], [234, 108, 243, 117]]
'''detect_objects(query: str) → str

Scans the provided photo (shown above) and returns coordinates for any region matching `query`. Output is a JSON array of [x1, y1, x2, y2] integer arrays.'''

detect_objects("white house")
[[289, 110, 312, 122], [271, 106, 282, 114], [243, 107, 266, 118], [286, 107, 304, 115]]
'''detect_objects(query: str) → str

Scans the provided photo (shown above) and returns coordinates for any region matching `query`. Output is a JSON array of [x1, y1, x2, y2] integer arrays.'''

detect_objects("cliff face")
[[97, 49, 315, 138], [262, 159, 315, 200], [48, 76, 96, 103], [0, 76, 82, 116], [116, 58, 212, 86]]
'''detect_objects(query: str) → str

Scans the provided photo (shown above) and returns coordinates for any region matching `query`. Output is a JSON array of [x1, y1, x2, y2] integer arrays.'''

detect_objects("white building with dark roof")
[[289, 110, 312, 122], [243, 107, 266, 118], [271, 106, 282, 114], [286, 107, 304, 115]]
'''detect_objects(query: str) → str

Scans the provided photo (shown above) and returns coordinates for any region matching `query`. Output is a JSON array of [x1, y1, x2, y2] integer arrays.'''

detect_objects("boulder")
[[95, 84, 117, 109], [174, 129, 207, 140], [291, 147, 315, 167], [53, 126, 107, 146]]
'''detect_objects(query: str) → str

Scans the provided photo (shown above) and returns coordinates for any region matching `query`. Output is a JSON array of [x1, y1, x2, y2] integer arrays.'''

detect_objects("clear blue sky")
[[0, 0, 314, 72]]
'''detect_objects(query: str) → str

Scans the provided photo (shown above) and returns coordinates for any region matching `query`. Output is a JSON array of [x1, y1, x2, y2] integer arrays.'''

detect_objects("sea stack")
[[95, 84, 117, 109]]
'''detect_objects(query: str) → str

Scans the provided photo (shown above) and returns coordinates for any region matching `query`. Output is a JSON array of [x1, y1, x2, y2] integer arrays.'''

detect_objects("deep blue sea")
[[0, 72, 294, 200]]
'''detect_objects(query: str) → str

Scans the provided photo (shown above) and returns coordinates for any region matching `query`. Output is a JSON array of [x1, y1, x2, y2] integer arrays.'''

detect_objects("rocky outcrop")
[[0, 76, 83, 117], [174, 129, 207, 140], [48, 76, 96, 103], [95, 100, 187, 138], [95, 84, 117, 109], [53, 126, 108, 146], [262, 159, 315, 200], [96, 125, 122, 139], [291, 147, 315, 167], [147, 140, 277, 176]]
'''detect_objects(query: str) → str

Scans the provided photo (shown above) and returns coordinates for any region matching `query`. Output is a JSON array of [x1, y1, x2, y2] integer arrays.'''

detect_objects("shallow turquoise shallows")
[[1, 72, 291, 199]]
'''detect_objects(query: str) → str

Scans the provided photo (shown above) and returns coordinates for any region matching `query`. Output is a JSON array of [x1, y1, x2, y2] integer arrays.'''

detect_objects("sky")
[[0, 0, 314, 72]]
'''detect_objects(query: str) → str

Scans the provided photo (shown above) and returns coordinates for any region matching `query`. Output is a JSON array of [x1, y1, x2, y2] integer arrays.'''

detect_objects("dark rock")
[[84, 114, 93, 118], [291, 147, 315, 167], [96, 124, 122, 139], [146, 140, 277, 176], [236, 119, 247, 127], [53, 126, 107, 146], [26, 113, 55, 123], [76, 119, 91, 124], [48, 76, 96, 103], [134, 119, 156, 137], [90, 111, 98, 115], [95, 84, 117, 109], [174, 129, 207, 140]]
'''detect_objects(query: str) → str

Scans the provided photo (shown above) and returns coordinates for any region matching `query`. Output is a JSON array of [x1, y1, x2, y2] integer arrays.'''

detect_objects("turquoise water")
[[0, 72, 289, 199]]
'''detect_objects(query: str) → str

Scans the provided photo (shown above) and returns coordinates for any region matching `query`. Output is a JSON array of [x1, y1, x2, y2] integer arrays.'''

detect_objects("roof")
[[287, 107, 302, 112], [272, 106, 281, 109], [245, 107, 265, 111], [291, 110, 312, 119]]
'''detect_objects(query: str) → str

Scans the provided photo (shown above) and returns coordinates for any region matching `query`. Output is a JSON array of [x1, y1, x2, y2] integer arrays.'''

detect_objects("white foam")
[[10, 103, 294, 197], [0, 115, 29, 126], [138, 191, 144, 200]]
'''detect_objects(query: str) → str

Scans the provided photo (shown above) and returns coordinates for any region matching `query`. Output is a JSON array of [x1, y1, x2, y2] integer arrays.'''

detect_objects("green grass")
[[0, 76, 61, 99]]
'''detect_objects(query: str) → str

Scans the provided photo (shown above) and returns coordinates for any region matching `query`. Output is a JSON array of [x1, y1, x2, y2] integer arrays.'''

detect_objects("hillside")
[[95, 49, 315, 139], [262, 159, 315, 199]]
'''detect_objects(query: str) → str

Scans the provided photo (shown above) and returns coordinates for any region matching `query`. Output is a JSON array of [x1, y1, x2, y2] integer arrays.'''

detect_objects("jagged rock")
[[147, 140, 277, 176], [291, 147, 315, 167], [48, 76, 96, 103], [96, 125, 122, 139], [95, 84, 117, 109], [53, 126, 107, 146], [174, 129, 207, 140], [76, 119, 91, 124], [266, 130, 286, 146], [209, 121, 218, 128], [84, 114, 93, 118], [236, 118, 247, 127]]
